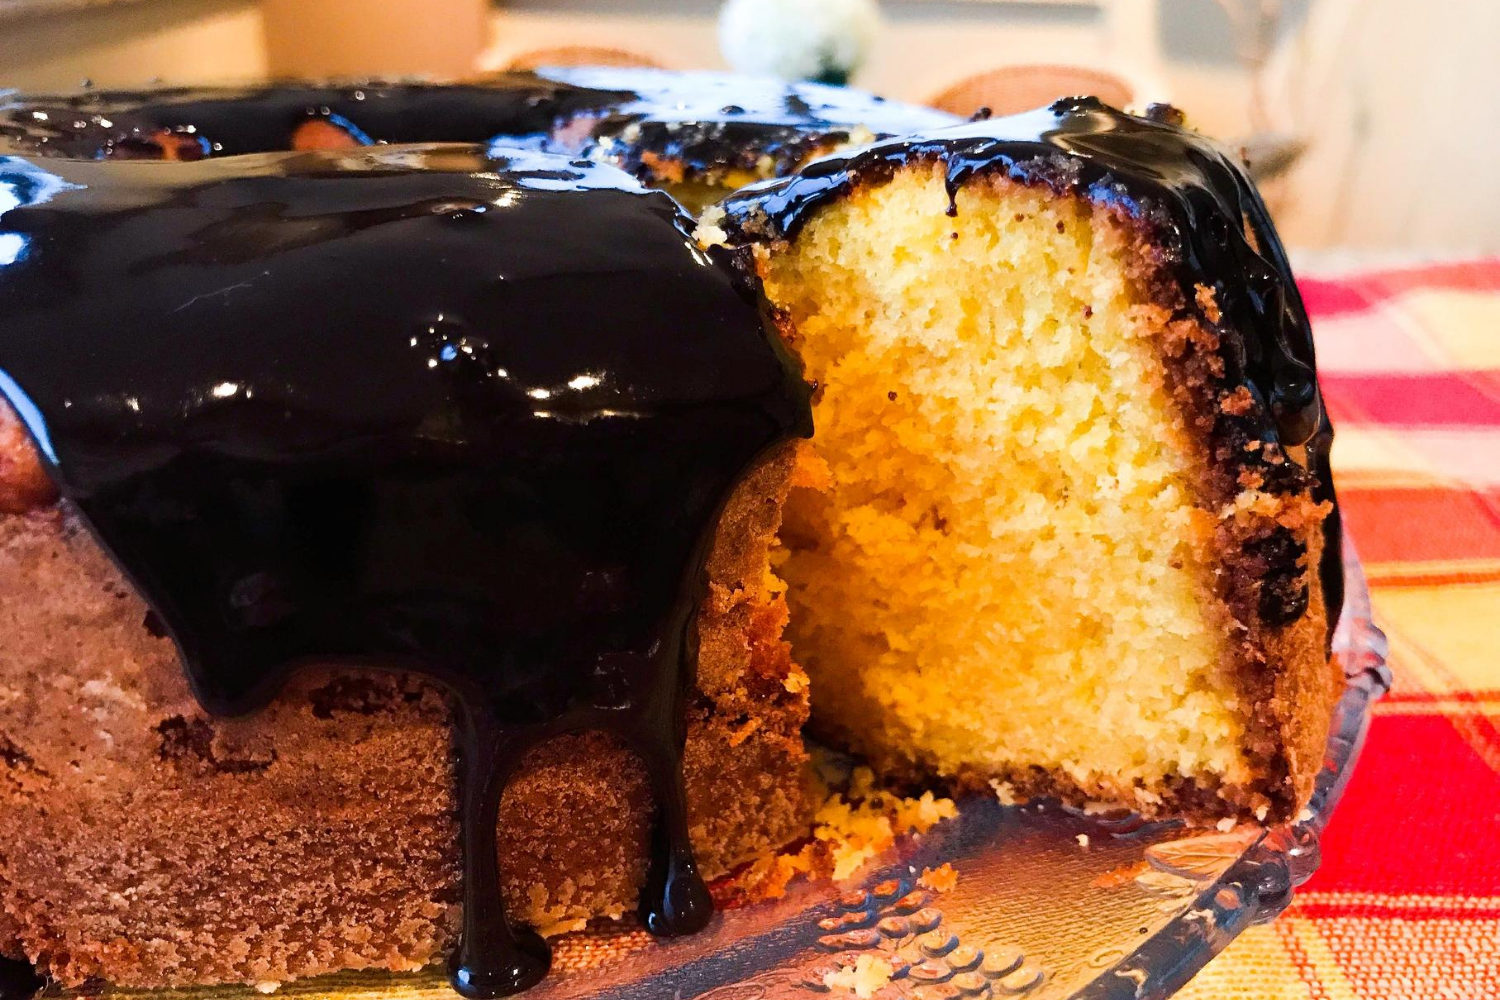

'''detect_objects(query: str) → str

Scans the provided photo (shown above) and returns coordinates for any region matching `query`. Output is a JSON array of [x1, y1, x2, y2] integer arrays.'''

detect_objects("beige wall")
[[1267, 0, 1500, 253], [0, 0, 266, 91], [0, 0, 1493, 252], [482, 0, 1253, 138], [261, 0, 487, 79], [0, 0, 1254, 139]]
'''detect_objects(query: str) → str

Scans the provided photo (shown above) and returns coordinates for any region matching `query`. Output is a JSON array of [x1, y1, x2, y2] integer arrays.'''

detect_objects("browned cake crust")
[[1125, 213, 1337, 821], [0, 415, 811, 989]]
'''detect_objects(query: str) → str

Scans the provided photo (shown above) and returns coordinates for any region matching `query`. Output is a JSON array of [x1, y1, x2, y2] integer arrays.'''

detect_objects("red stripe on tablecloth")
[[1368, 566, 1500, 590], [1365, 566, 1500, 588], [1291, 899, 1500, 920], [1382, 690, 1500, 704], [1337, 487, 1500, 564], [1357, 258, 1500, 298], [1300, 277, 1376, 317], [1322, 372, 1500, 426], [1299, 258, 1500, 318], [1306, 715, 1500, 896]]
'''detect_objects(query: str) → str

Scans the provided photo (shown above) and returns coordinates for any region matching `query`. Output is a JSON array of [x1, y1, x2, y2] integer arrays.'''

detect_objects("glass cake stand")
[[65, 536, 1386, 1000]]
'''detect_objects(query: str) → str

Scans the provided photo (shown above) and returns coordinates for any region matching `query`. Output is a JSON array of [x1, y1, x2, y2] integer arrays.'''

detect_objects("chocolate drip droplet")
[[0, 957, 41, 1000]]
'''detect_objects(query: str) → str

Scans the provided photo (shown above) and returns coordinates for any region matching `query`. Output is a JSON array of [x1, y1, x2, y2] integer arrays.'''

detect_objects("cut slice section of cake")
[[714, 100, 1341, 823]]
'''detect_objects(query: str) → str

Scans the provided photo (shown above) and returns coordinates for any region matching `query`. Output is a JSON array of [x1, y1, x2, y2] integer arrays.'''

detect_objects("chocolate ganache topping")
[[0, 136, 810, 997], [0, 69, 956, 181], [720, 96, 1342, 629], [0, 959, 41, 1000], [530, 66, 958, 182], [0, 78, 615, 158]]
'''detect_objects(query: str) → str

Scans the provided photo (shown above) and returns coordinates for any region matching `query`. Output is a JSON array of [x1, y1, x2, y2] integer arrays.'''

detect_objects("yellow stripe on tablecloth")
[[1284, 915, 1362, 1000], [1333, 426, 1500, 489], [1174, 924, 1322, 1000], [1290, 917, 1500, 1000], [1392, 288, 1500, 369], [1375, 582, 1500, 691], [1331, 427, 1433, 487]]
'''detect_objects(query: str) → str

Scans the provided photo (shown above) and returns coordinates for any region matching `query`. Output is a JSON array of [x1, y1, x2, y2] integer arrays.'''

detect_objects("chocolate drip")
[[0, 145, 810, 996], [720, 96, 1342, 634], [1309, 413, 1343, 637], [0, 957, 41, 1000]]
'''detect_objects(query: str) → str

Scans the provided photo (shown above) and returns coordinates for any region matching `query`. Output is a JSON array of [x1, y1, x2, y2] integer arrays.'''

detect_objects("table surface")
[[1177, 257, 1500, 1000]]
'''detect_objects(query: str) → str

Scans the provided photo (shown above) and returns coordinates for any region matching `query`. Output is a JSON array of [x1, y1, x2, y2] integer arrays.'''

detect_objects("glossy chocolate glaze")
[[532, 67, 958, 182], [720, 97, 1342, 632], [0, 70, 956, 183], [0, 958, 41, 1000], [0, 79, 615, 158], [0, 142, 811, 996]]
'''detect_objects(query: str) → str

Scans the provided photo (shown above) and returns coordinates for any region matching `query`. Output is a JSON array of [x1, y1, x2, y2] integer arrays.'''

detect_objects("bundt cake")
[[0, 72, 1340, 1000]]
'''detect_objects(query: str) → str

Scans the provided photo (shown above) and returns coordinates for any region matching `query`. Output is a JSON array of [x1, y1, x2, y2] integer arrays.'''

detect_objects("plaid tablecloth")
[[1180, 258, 1500, 1000]]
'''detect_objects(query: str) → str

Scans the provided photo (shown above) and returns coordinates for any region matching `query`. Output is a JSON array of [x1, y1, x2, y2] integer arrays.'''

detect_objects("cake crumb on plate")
[[824, 954, 893, 998], [918, 862, 958, 892]]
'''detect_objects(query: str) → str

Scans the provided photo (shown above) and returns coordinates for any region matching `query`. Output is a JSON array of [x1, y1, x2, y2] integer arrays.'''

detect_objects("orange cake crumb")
[[823, 954, 894, 999], [712, 765, 956, 906], [917, 863, 958, 893]]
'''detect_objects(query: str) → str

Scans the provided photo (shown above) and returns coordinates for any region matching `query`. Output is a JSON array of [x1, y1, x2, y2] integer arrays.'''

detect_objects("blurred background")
[[0, 0, 1495, 254]]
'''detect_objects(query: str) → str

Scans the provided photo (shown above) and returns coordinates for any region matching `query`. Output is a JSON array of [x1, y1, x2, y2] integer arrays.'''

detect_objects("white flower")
[[718, 0, 883, 85]]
